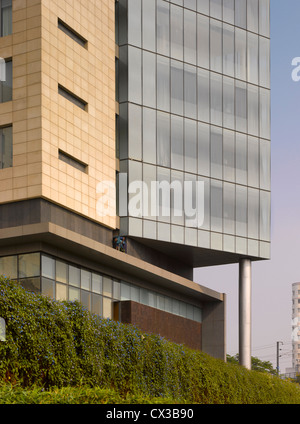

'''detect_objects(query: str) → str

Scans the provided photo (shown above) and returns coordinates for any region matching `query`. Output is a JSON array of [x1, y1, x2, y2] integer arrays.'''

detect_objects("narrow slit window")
[[59, 150, 88, 173], [58, 85, 87, 111], [0, 125, 12, 169], [58, 18, 87, 48], [0, 58, 12, 103], [0, 0, 12, 37]]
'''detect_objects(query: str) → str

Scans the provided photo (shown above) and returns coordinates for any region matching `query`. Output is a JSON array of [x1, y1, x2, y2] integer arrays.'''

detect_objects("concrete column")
[[239, 259, 252, 370]]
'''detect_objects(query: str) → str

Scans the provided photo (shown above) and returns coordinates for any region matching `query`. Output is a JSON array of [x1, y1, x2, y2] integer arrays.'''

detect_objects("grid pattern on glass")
[[117, 0, 271, 254], [120, 281, 202, 323]]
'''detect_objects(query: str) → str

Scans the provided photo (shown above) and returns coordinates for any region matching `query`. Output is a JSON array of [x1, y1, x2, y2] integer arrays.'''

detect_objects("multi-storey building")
[[0, 0, 270, 367]]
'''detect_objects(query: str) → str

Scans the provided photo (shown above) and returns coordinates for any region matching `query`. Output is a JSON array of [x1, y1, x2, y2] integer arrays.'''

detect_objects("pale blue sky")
[[195, 0, 300, 371]]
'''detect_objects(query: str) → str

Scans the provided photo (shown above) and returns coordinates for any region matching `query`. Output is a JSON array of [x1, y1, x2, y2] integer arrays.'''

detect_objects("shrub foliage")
[[0, 277, 300, 404]]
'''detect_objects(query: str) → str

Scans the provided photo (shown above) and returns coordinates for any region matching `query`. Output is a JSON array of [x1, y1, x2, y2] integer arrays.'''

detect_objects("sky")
[[194, 0, 300, 372]]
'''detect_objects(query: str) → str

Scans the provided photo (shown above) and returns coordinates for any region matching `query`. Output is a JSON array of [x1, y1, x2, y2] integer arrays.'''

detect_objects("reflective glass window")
[[235, 0, 247, 29], [128, 103, 142, 160], [236, 185, 247, 237], [128, 0, 141, 47], [223, 129, 235, 182], [20, 278, 40, 295], [171, 170, 184, 226], [224, 182, 235, 235], [210, 73, 222, 126], [0, 125, 12, 169], [92, 293, 102, 316], [143, 51, 156, 109], [260, 191, 271, 241], [0, 59, 12, 103], [223, 24, 234, 77], [184, 8, 196, 65], [223, 76, 235, 130], [69, 265, 80, 287], [260, 139, 271, 190], [235, 80, 247, 133], [235, 28, 247, 80], [236, 133, 247, 185], [171, 115, 184, 170], [259, 37, 270, 89], [197, 14, 209, 69], [260, 88, 270, 140], [184, 64, 197, 119], [157, 0, 170, 56], [128, 47, 142, 104], [171, 59, 184, 116], [210, 0, 222, 20], [247, 32, 259, 85], [170, 4, 183, 61], [157, 55, 170, 112], [211, 179, 223, 233], [142, 0, 156, 51], [69, 286, 80, 302], [81, 290, 91, 311], [143, 107, 157, 164], [0, 255, 17, 279], [56, 283, 67, 301], [56, 260, 68, 284], [197, 68, 209, 123], [210, 19, 222, 73], [259, 0, 270, 37], [184, 118, 197, 174], [248, 84, 259, 137], [198, 122, 210, 177], [247, 0, 259, 34], [157, 111, 170, 167], [42, 255, 55, 280], [248, 188, 259, 239], [197, 0, 209, 15], [103, 277, 112, 297], [92, 273, 102, 294], [210, 126, 223, 180], [223, 0, 234, 24], [42, 278, 55, 299], [19, 253, 40, 279], [81, 269, 91, 291], [1, 0, 12, 37], [248, 136, 259, 188]]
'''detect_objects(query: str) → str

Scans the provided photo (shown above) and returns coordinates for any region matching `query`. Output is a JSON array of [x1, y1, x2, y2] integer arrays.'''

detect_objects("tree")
[[226, 354, 277, 375]]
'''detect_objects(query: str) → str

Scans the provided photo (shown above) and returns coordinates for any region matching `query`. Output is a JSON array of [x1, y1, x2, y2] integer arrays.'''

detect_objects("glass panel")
[[210, 0, 222, 20], [224, 183, 235, 234], [0, 125, 12, 169], [236, 133, 247, 185], [211, 179, 223, 233], [248, 136, 259, 188], [171, 115, 184, 170], [131, 285, 140, 302], [197, 68, 209, 123], [157, 55, 170, 112], [223, 24, 234, 77], [56, 283, 67, 301], [142, 0, 156, 51], [171, 170, 184, 226], [179, 301, 187, 318], [69, 286, 80, 302], [247, 32, 259, 85], [42, 278, 55, 299], [81, 290, 91, 311], [41, 255, 55, 279], [184, 118, 197, 174], [143, 51, 156, 108], [235, 0, 246, 29], [81, 269, 91, 291], [69, 265, 80, 287], [113, 280, 121, 300], [260, 191, 271, 241], [103, 276, 112, 297], [247, 0, 259, 34], [171, 59, 184, 116], [223, 0, 234, 24], [259, 37, 270, 89], [184, 0, 196, 10], [248, 84, 259, 137], [236, 185, 247, 237], [140, 288, 149, 305], [128, 46, 142, 104], [223, 129, 235, 182], [128, 0, 141, 47], [170, 4, 183, 61], [0, 255, 17, 279], [92, 293, 102, 316], [56, 260, 68, 284], [210, 73, 222, 127], [223, 76, 235, 130], [121, 282, 131, 300], [210, 20, 222, 73], [235, 80, 247, 133], [235, 28, 247, 81], [248, 188, 259, 239], [19, 253, 40, 279], [128, 103, 142, 160], [92, 273, 102, 294], [157, 111, 170, 167], [157, 167, 170, 223], [187, 303, 194, 320], [143, 163, 157, 220], [143, 107, 156, 164], [260, 88, 271, 140], [20, 278, 41, 295], [1, 0, 12, 37], [197, 14, 209, 69], [197, 0, 209, 15], [184, 64, 197, 119], [259, 0, 270, 37], [157, 0, 170, 56], [184, 9, 196, 65], [1, 60, 12, 103], [260, 139, 271, 190], [210, 126, 223, 180], [198, 122, 210, 177]]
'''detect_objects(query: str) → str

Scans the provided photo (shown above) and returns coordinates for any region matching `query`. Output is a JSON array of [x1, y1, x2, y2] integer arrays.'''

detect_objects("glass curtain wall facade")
[[117, 0, 271, 261]]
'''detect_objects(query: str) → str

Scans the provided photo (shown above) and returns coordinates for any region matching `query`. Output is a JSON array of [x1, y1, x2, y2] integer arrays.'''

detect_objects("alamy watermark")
[[292, 57, 300, 82], [96, 173, 205, 229]]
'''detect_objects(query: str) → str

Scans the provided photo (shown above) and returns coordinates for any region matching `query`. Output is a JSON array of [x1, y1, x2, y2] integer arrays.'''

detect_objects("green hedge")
[[0, 276, 300, 404]]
